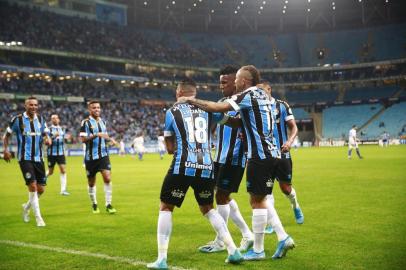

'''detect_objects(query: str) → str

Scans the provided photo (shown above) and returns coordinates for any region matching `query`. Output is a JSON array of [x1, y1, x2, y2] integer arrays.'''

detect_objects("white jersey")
[[158, 136, 166, 151], [348, 128, 358, 148], [120, 140, 125, 151], [133, 136, 145, 152]]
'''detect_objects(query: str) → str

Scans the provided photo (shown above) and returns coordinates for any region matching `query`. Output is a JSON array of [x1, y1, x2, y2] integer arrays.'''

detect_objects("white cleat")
[[36, 216, 46, 227], [22, 203, 30, 223]]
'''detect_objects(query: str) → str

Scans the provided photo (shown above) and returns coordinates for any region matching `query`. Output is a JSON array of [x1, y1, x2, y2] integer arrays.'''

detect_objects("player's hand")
[[110, 138, 118, 146], [98, 133, 110, 139], [281, 141, 292, 153], [3, 151, 12, 162], [44, 137, 52, 146]]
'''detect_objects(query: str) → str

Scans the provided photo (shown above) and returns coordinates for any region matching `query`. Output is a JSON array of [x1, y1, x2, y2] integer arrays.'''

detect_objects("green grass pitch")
[[1, 146, 405, 270]]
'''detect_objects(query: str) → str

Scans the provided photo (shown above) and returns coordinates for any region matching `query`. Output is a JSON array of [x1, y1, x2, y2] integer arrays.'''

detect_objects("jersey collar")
[[23, 112, 38, 120]]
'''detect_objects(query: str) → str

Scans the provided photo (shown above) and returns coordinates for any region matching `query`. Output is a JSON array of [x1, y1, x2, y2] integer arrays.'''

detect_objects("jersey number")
[[185, 117, 207, 143]]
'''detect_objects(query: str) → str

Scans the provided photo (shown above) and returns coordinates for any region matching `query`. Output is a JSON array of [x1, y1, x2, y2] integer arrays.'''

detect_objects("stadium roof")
[[120, 0, 406, 33]]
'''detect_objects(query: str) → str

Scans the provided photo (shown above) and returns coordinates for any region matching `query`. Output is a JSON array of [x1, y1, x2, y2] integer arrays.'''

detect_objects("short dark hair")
[[220, 66, 238, 76], [179, 77, 196, 88], [25, 96, 37, 102], [240, 65, 261, 86], [87, 100, 100, 106]]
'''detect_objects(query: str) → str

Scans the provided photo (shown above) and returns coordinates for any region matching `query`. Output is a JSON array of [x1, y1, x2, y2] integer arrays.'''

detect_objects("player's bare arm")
[[3, 132, 12, 162], [164, 136, 176, 154], [178, 97, 233, 113], [281, 119, 298, 153]]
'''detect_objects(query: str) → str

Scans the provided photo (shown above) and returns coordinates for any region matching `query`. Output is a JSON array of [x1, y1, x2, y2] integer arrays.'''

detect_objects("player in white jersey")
[[132, 132, 145, 160], [119, 139, 126, 156], [157, 133, 166, 159], [381, 131, 390, 147], [348, 125, 363, 159]]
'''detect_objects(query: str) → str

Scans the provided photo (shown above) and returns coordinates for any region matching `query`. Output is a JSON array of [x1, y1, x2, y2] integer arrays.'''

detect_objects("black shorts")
[[85, 156, 111, 178], [273, 158, 293, 184], [160, 173, 215, 208], [47, 155, 66, 168], [214, 162, 245, 193], [246, 157, 278, 195], [19, 160, 47, 186]]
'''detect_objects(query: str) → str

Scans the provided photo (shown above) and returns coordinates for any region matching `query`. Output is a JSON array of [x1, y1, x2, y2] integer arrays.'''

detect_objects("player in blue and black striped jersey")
[[79, 101, 118, 214], [3, 96, 51, 227], [147, 79, 243, 269], [179, 66, 295, 261], [198, 66, 254, 254], [258, 81, 304, 231], [46, 114, 70, 196]]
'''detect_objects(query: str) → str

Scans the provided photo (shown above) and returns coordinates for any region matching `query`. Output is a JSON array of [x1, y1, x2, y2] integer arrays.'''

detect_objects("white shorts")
[[348, 142, 358, 149], [134, 145, 145, 153]]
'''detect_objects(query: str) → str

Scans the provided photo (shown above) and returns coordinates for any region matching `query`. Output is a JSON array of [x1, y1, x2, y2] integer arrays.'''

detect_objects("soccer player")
[[157, 132, 166, 159], [258, 81, 304, 231], [80, 101, 118, 214], [179, 66, 295, 261], [119, 138, 126, 156], [348, 125, 363, 159], [381, 131, 390, 147], [198, 66, 254, 253], [46, 114, 70, 196], [147, 79, 243, 269], [132, 132, 145, 160], [3, 96, 51, 227]]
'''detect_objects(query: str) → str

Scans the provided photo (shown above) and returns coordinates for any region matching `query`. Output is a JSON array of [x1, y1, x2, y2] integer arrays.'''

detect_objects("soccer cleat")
[[225, 250, 243, 264], [35, 216, 46, 227], [106, 204, 117, 214], [198, 240, 226, 253], [238, 236, 254, 252], [293, 207, 304, 224], [92, 204, 100, 214], [60, 191, 70, 196], [272, 236, 295, 259], [22, 203, 30, 223], [242, 249, 266, 261], [265, 225, 274, 234], [146, 258, 168, 269]]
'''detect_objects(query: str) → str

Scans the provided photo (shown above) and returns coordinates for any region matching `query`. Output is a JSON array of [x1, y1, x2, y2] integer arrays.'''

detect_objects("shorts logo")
[[48, 162, 51, 166], [86, 170, 90, 176], [25, 172, 31, 179], [171, 189, 185, 198], [287, 174, 292, 180], [266, 178, 274, 188], [199, 190, 212, 199], [222, 179, 230, 186], [107, 164, 111, 169]]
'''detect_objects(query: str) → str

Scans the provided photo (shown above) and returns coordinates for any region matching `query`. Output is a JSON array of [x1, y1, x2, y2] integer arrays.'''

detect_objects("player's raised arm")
[[179, 97, 233, 113]]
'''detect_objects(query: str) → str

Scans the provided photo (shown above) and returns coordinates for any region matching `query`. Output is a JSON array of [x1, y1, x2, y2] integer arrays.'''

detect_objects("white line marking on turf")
[[0, 240, 195, 270]]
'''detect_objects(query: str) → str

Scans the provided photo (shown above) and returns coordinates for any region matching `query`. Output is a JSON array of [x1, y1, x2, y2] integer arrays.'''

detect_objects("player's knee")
[[250, 194, 267, 208], [159, 202, 174, 212], [280, 183, 292, 195], [199, 204, 214, 215], [215, 190, 231, 204], [60, 167, 66, 174]]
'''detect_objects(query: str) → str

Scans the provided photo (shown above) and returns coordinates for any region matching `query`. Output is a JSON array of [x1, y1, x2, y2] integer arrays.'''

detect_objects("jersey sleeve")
[[225, 91, 251, 111], [6, 115, 19, 134], [211, 112, 229, 125], [164, 110, 175, 137], [79, 120, 90, 137], [281, 102, 294, 122], [42, 120, 50, 136]]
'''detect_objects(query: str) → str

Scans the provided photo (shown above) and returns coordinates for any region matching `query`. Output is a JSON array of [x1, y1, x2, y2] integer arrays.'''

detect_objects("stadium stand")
[[322, 104, 384, 139]]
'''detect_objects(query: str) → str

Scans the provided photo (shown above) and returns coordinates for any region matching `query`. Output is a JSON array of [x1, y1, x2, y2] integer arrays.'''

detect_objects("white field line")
[[0, 239, 195, 270]]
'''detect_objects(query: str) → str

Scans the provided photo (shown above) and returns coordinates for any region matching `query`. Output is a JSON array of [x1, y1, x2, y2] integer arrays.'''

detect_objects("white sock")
[[60, 173, 67, 192], [104, 182, 112, 206], [88, 186, 97, 204], [157, 211, 172, 261], [287, 188, 299, 209], [217, 204, 230, 224], [46, 170, 49, 177], [267, 203, 288, 241], [24, 192, 32, 210], [29, 191, 42, 218], [266, 194, 275, 225], [205, 209, 237, 255], [229, 199, 253, 238], [252, 209, 267, 253]]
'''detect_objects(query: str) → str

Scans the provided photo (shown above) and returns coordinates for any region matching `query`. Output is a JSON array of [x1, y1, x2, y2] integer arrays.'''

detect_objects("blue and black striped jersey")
[[226, 86, 280, 160], [7, 112, 49, 162], [214, 97, 247, 167], [164, 103, 226, 178], [47, 125, 65, 156], [270, 98, 295, 159], [79, 116, 109, 161]]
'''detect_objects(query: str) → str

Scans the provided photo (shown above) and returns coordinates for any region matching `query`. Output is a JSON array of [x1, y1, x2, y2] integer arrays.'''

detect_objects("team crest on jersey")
[[198, 190, 212, 199], [171, 189, 185, 198], [266, 178, 274, 188], [25, 172, 31, 179]]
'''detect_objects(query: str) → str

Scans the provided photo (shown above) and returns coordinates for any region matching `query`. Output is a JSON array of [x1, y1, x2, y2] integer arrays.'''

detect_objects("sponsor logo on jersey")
[[184, 161, 213, 170]]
